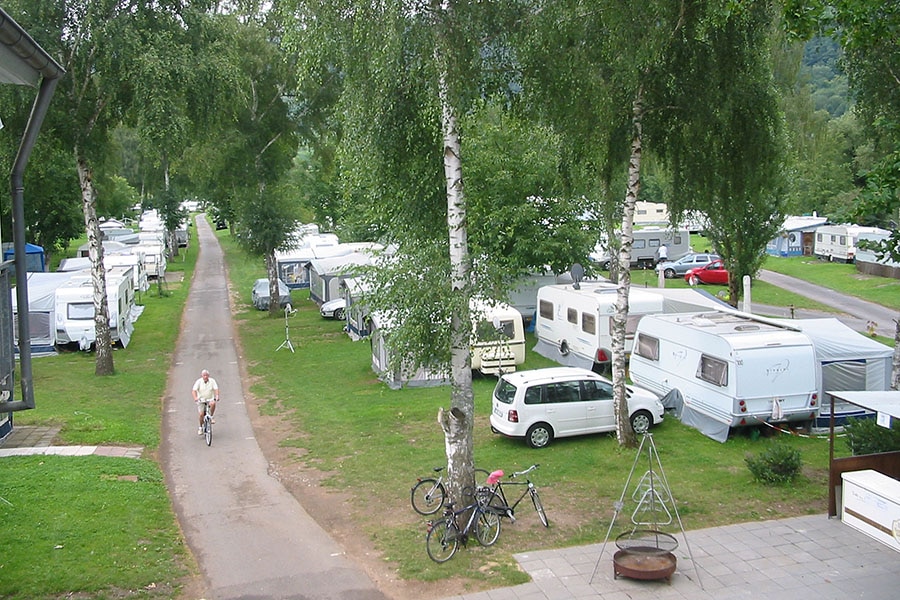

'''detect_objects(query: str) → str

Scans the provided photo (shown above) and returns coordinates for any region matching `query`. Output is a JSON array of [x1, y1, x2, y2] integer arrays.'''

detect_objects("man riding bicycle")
[[191, 369, 219, 435]]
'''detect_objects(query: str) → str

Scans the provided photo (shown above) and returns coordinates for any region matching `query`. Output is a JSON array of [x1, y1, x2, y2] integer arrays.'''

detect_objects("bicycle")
[[425, 495, 502, 563], [199, 400, 213, 446], [480, 464, 548, 527], [411, 466, 490, 515]]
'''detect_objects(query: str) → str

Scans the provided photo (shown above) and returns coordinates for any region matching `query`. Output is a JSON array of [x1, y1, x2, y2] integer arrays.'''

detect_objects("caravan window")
[[67, 302, 94, 320], [539, 300, 554, 320], [634, 333, 659, 361], [648, 238, 660, 248], [581, 312, 596, 334], [697, 355, 728, 387], [634, 239, 646, 250], [567, 307, 577, 324], [476, 319, 514, 340]]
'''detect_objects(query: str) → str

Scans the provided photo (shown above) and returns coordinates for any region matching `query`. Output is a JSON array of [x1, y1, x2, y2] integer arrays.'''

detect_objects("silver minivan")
[[489, 367, 664, 448]]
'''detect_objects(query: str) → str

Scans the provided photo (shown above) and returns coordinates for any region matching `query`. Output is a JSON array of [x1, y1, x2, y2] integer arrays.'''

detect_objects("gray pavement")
[[753, 270, 898, 338]]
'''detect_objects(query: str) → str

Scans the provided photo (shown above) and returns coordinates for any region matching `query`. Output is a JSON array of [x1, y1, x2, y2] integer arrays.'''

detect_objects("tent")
[[782, 318, 893, 427], [2, 242, 45, 272], [11, 272, 78, 355]]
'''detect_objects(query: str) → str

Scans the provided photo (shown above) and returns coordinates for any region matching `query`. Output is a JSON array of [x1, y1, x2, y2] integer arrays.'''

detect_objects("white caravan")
[[133, 242, 166, 280], [629, 311, 820, 442], [813, 224, 891, 263], [11, 272, 80, 355], [533, 282, 729, 372], [591, 227, 692, 270], [470, 299, 526, 375], [54, 266, 137, 350]]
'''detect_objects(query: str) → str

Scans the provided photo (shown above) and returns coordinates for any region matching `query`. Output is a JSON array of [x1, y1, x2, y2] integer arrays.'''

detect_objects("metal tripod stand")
[[276, 305, 296, 352], [590, 432, 702, 588]]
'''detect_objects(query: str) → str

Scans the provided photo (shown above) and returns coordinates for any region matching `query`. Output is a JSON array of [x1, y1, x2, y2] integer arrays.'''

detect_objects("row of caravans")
[[12, 265, 140, 353]]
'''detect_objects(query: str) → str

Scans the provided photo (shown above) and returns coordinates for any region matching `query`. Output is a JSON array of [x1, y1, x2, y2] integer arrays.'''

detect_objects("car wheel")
[[630, 410, 653, 434], [664, 268, 676, 279], [333, 308, 344, 320], [526, 423, 553, 449], [688, 275, 699, 286]]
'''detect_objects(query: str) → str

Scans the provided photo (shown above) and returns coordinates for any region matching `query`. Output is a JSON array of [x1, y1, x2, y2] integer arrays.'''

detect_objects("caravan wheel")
[[559, 341, 570, 356]]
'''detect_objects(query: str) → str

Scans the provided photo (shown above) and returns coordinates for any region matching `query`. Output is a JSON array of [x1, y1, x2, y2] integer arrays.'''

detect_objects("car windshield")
[[494, 379, 517, 404]]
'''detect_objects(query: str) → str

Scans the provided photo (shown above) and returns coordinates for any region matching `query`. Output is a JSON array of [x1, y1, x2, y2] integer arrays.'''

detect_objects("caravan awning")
[[827, 390, 900, 420]]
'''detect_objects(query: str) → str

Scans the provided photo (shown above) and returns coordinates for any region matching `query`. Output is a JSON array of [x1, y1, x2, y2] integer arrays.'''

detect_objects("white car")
[[320, 297, 347, 319], [489, 367, 664, 448]]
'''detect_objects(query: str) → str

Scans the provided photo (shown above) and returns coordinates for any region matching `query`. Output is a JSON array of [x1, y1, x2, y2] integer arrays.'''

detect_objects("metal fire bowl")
[[613, 549, 677, 581], [613, 530, 679, 581]]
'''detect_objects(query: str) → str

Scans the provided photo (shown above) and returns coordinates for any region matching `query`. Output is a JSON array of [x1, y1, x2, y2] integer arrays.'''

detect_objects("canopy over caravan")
[[779, 318, 893, 427], [11, 272, 78, 355], [308, 252, 374, 305], [369, 311, 449, 390], [2, 242, 45, 272]]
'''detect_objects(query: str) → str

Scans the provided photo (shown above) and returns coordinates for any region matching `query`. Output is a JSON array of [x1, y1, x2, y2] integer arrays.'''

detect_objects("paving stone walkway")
[[0, 425, 143, 459]]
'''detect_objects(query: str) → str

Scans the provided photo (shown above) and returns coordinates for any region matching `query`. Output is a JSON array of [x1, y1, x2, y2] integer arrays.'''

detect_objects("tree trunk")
[[76, 152, 114, 376], [266, 251, 281, 318], [438, 407, 474, 507], [892, 317, 899, 391], [439, 54, 475, 504], [613, 88, 644, 448]]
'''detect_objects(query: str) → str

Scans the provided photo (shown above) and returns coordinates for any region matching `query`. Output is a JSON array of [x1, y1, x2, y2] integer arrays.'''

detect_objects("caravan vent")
[[734, 325, 760, 331]]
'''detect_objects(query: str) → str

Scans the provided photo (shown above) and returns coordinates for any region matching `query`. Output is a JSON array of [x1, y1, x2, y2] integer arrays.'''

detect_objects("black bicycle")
[[480, 464, 548, 527], [425, 495, 502, 563], [199, 401, 213, 446], [411, 466, 490, 515]]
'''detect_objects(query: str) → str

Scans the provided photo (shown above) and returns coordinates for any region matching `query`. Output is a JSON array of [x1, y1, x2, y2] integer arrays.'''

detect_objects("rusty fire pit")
[[613, 529, 678, 582]]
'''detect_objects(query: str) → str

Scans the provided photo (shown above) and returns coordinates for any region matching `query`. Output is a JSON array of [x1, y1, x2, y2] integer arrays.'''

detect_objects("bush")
[[844, 417, 900, 456], [745, 443, 803, 484]]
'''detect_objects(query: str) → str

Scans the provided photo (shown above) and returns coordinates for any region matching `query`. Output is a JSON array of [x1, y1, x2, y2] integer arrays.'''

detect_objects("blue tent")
[[3, 242, 45, 272]]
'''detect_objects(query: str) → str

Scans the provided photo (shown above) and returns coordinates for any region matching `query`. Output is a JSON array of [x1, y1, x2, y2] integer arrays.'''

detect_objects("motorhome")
[[533, 282, 729, 372], [54, 266, 137, 350], [591, 227, 692, 270], [629, 311, 820, 442], [813, 224, 891, 263]]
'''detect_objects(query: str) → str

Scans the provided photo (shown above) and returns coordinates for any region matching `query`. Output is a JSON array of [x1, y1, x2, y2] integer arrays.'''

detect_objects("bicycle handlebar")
[[510, 464, 540, 479]]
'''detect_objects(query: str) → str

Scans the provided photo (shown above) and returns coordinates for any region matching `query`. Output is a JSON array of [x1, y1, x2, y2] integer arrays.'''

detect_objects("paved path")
[[159, 216, 386, 600], [754, 270, 898, 337]]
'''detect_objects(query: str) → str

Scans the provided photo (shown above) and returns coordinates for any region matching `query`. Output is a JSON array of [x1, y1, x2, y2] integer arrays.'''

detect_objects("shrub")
[[844, 417, 900, 456], [745, 443, 803, 484]]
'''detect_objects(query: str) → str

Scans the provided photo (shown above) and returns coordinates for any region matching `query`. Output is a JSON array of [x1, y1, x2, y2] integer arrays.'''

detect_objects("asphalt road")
[[160, 216, 388, 600]]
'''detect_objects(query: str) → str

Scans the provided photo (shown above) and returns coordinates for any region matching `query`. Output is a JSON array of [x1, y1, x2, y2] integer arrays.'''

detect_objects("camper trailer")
[[11, 272, 79, 354], [470, 300, 526, 375], [533, 282, 728, 372], [54, 266, 137, 350], [591, 227, 691, 270], [629, 311, 820, 442], [308, 252, 374, 305], [133, 242, 166, 280], [813, 224, 891, 263]]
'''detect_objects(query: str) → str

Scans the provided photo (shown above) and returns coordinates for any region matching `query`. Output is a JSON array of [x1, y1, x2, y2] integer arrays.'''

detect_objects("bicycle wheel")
[[474, 509, 501, 546], [204, 414, 213, 446], [411, 478, 446, 515], [531, 489, 548, 527], [426, 519, 458, 563]]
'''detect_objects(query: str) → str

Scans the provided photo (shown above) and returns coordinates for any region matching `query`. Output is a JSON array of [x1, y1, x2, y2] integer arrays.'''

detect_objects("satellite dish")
[[570, 263, 584, 290]]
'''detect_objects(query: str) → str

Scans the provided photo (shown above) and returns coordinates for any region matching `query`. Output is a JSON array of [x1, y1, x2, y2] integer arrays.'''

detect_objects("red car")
[[684, 259, 729, 285]]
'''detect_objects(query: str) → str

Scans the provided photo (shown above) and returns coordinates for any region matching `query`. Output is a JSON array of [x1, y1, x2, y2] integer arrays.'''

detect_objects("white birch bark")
[[612, 88, 644, 447], [76, 152, 114, 375]]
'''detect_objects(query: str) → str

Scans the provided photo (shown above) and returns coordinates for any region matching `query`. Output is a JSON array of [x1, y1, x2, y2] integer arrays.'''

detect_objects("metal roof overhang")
[[827, 390, 900, 421], [0, 8, 64, 412]]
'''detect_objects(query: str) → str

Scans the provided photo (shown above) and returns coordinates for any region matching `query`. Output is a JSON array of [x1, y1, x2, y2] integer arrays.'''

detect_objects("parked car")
[[251, 278, 292, 310], [655, 253, 720, 279], [684, 259, 729, 285], [320, 297, 347, 319], [489, 367, 664, 449]]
